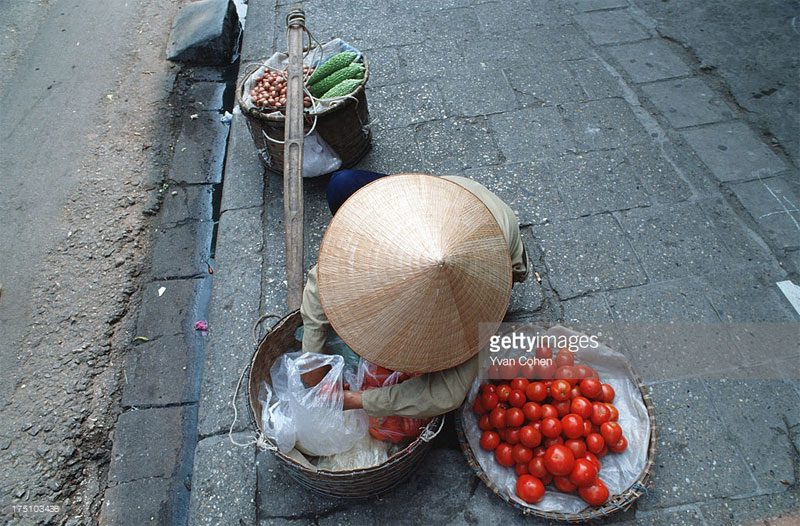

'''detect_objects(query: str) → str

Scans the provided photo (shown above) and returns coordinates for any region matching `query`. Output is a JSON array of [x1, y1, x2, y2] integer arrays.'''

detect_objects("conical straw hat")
[[317, 173, 512, 373]]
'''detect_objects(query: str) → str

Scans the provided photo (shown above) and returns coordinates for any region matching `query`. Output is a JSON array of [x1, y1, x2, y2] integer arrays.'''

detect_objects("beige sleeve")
[[360, 356, 479, 418], [300, 264, 330, 355]]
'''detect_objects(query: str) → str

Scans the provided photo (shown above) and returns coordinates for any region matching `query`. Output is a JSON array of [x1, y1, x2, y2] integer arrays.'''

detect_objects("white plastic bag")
[[315, 433, 389, 471], [265, 351, 367, 457], [302, 130, 341, 178], [259, 382, 296, 454]]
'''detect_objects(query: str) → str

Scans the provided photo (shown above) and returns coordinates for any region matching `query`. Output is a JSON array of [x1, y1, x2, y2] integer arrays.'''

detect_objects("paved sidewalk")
[[189, 1, 800, 524]]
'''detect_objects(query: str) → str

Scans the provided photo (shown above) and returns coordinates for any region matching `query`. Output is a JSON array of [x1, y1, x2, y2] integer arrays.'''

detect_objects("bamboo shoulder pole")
[[284, 6, 305, 310]]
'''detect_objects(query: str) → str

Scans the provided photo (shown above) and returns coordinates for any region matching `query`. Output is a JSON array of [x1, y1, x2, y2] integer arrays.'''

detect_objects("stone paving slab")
[[358, 126, 422, 174], [122, 333, 204, 408], [416, 117, 502, 172], [188, 432, 256, 526], [185, 81, 226, 113], [394, 40, 465, 87], [615, 140, 693, 205], [136, 278, 212, 339], [439, 65, 517, 118], [100, 478, 180, 526], [560, 292, 630, 354], [368, 81, 446, 129], [681, 121, 788, 182], [569, 0, 630, 12], [642, 77, 734, 129], [561, 98, 651, 151], [504, 61, 585, 107], [150, 221, 214, 280], [536, 214, 647, 299], [607, 39, 692, 84], [108, 405, 194, 484], [169, 112, 230, 184], [574, 9, 650, 45], [698, 492, 800, 526], [569, 57, 625, 100], [728, 176, 800, 251], [159, 184, 215, 225], [221, 110, 265, 213], [489, 107, 575, 164]]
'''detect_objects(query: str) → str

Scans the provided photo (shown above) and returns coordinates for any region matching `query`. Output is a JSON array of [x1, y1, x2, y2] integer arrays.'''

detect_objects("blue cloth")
[[326, 169, 388, 215]]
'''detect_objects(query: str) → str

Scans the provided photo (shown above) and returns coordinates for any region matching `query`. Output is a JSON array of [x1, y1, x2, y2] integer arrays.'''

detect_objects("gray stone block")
[[729, 176, 800, 251], [536, 214, 647, 299], [397, 40, 466, 86], [548, 149, 652, 216], [642, 77, 735, 129], [169, 112, 230, 184], [357, 126, 423, 173], [415, 117, 502, 172], [489, 107, 575, 163], [617, 140, 693, 205], [221, 111, 265, 213], [607, 39, 692, 83], [186, 81, 226, 112], [569, 0, 630, 12], [634, 507, 709, 526], [167, 0, 241, 66], [362, 46, 405, 88], [618, 201, 734, 281], [574, 10, 649, 45], [439, 66, 516, 117], [100, 478, 183, 526], [189, 433, 256, 526], [560, 293, 629, 354], [197, 207, 264, 437], [681, 121, 788, 182], [463, 161, 567, 226], [159, 184, 215, 226], [136, 278, 212, 339], [508, 230, 546, 315], [698, 491, 800, 526], [569, 57, 623, 100], [530, 26, 593, 61], [504, 61, 585, 107], [368, 82, 446, 130], [638, 380, 755, 510], [256, 451, 342, 518], [122, 333, 204, 408], [108, 406, 193, 484], [473, 0, 567, 33], [240, 0, 278, 63], [422, 7, 482, 43], [561, 98, 650, 151], [150, 221, 214, 280]]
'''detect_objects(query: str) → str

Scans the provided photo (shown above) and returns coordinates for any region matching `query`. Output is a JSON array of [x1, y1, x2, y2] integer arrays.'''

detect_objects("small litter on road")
[[195, 320, 209, 332], [158, 286, 166, 297]]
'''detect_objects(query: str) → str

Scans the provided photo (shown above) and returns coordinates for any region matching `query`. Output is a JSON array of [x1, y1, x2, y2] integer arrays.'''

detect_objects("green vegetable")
[[307, 51, 357, 86], [309, 63, 365, 97], [320, 78, 364, 99]]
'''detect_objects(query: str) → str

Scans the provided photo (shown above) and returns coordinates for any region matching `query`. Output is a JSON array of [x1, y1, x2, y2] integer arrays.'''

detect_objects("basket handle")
[[252, 313, 283, 344], [420, 415, 446, 442]]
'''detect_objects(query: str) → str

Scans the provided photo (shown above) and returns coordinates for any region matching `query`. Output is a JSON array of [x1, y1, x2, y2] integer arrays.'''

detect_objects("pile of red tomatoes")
[[472, 348, 628, 507]]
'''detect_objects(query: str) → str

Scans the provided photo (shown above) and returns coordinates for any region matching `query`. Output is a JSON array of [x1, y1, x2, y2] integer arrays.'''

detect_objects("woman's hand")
[[343, 390, 363, 410]]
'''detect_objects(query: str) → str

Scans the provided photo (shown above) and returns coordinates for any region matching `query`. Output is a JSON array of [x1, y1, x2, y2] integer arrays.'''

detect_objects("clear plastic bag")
[[264, 351, 368, 457], [315, 433, 389, 471]]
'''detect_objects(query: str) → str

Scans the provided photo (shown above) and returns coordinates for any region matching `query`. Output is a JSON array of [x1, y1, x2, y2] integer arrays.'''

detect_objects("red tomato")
[[561, 414, 585, 440], [590, 403, 612, 426], [481, 383, 496, 395], [535, 346, 553, 360], [518, 362, 538, 380], [570, 385, 582, 399], [601, 383, 615, 403], [499, 362, 520, 380], [535, 362, 556, 380], [541, 417, 562, 439], [608, 435, 628, 454], [495, 443, 515, 467], [472, 397, 486, 415], [569, 458, 599, 487], [574, 365, 593, 379], [570, 396, 592, 419], [532, 421, 542, 433], [480, 431, 501, 451], [489, 407, 507, 429], [550, 380, 572, 402], [511, 378, 529, 391], [565, 438, 587, 458], [555, 348, 575, 368], [532, 445, 546, 457], [554, 475, 578, 493], [544, 444, 575, 476], [506, 407, 525, 428], [554, 400, 571, 418], [516, 474, 545, 504], [478, 414, 493, 431], [527, 456, 548, 478], [508, 389, 527, 408], [496, 384, 511, 402], [519, 425, 542, 448], [600, 422, 622, 445], [586, 433, 605, 454], [579, 479, 609, 506], [556, 365, 578, 385], [584, 452, 602, 471], [579, 378, 603, 400], [504, 427, 521, 445], [543, 436, 564, 447], [522, 402, 542, 422], [525, 382, 547, 402], [481, 391, 499, 411], [597, 444, 609, 457], [541, 404, 559, 420], [583, 420, 593, 437], [540, 472, 553, 485], [515, 463, 529, 476], [512, 444, 534, 465]]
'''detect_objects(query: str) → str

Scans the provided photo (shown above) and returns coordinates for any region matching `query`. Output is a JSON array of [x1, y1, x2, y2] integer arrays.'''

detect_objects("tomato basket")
[[247, 310, 444, 498], [455, 323, 657, 523]]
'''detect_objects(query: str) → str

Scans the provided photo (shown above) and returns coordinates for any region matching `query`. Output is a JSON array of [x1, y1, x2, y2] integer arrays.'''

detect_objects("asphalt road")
[[0, 0, 141, 400]]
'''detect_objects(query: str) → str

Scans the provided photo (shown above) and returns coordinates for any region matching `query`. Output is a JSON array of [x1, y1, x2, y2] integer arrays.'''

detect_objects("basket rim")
[[236, 51, 370, 123], [247, 309, 445, 478], [454, 328, 658, 523]]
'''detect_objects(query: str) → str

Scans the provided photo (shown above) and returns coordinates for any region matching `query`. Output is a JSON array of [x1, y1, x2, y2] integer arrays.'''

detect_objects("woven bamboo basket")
[[455, 366, 657, 522], [248, 310, 444, 498], [236, 56, 371, 175]]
